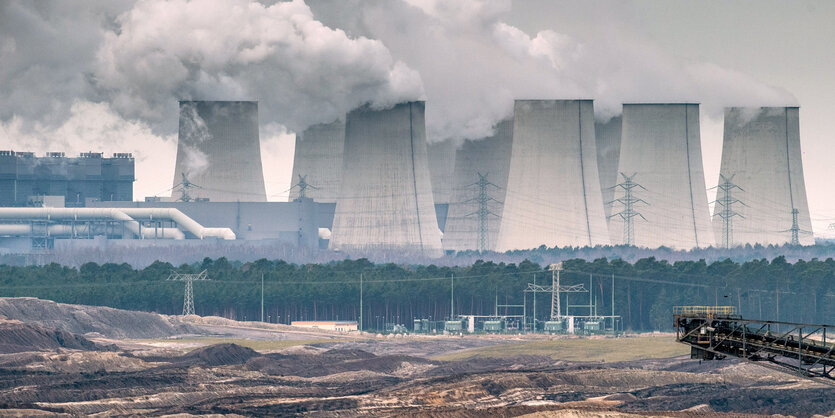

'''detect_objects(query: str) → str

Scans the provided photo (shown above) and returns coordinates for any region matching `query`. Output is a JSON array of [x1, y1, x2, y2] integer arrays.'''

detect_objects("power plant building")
[[610, 104, 714, 249], [0, 151, 134, 207], [289, 120, 345, 202], [713, 107, 813, 246], [594, 116, 622, 220], [172, 101, 267, 202], [496, 100, 610, 251], [443, 119, 513, 251], [330, 102, 443, 256]]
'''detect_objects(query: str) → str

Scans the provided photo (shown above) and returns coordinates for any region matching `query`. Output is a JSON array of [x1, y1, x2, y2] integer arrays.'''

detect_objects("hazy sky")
[[1, 0, 833, 237]]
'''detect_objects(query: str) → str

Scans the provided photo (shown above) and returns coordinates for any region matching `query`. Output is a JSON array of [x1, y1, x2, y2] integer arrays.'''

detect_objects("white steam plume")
[[309, 0, 796, 142], [94, 0, 424, 133]]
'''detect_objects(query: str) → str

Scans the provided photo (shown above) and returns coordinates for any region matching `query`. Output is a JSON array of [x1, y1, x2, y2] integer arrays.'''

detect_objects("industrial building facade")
[[0, 151, 134, 207]]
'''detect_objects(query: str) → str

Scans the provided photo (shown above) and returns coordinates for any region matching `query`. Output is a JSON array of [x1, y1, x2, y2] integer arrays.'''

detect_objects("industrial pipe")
[[0, 208, 232, 240]]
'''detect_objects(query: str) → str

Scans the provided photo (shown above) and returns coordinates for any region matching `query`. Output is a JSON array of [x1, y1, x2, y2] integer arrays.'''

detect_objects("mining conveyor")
[[674, 306, 835, 385]]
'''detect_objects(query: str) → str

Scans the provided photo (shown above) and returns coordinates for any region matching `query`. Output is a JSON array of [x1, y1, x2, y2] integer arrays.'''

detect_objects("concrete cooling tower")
[[172, 101, 266, 202], [496, 100, 610, 251], [610, 104, 714, 249], [595, 116, 622, 220], [427, 140, 456, 205], [443, 119, 513, 251], [289, 120, 345, 202], [330, 102, 443, 257], [712, 107, 813, 246]]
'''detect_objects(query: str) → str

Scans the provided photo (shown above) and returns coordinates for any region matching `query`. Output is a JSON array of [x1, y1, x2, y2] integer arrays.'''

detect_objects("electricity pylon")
[[549, 263, 562, 320], [168, 270, 208, 316], [172, 172, 202, 202], [463, 172, 502, 252], [780, 207, 810, 246], [608, 173, 648, 246], [710, 174, 745, 249], [289, 174, 317, 199]]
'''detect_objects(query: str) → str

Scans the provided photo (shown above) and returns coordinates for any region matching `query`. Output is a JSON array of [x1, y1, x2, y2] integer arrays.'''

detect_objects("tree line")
[[0, 256, 833, 331]]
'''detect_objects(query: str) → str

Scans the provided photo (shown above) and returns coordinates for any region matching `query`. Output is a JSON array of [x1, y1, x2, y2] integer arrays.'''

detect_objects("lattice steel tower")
[[464, 172, 502, 252], [168, 270, 208, 316], [609, 172, 648, 246], [290, 174, 317, 199], [711, 174, 745, 249]]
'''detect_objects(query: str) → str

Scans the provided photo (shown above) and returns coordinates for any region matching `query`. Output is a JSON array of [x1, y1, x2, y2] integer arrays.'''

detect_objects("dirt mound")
[[0, 297, 200, 339], [246, 348, 433, 377], [178, 343, 259, 366], [0, 320, 103, 353]]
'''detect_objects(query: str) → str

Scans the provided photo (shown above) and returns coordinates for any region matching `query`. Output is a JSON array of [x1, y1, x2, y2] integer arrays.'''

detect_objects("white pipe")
[[0, 207, 231, 240], [0, 222, 184, 239], [119, 208, 235, 240]]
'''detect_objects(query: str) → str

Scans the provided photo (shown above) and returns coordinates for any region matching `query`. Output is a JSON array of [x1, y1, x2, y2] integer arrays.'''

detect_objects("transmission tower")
[[171, 172, 202, 202], [289, 174, 318, 199], [779, 207, 811, 246], [462, 172, 502, 252], [608, 172, 648, 246], [790, 208, 800, 246], [710, 174, 745, 249], [167, 270, 208, 316]]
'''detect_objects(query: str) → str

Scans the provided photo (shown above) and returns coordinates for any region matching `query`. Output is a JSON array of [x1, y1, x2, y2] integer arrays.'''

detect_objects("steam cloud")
[[0, 0, 799, 198]]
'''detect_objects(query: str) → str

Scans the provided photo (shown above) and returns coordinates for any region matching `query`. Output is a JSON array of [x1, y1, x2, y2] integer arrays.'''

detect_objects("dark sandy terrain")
[[0, 298, 833, 417]]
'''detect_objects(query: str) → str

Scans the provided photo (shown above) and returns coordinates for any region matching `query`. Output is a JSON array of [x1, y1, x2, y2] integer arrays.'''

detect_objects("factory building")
[[172, 101, 267, 202], [443, 119, 513, 251], [594, 116, 622, 220], [289, 120, 345, 202], [497, 100, 610, 251], [0, 151, 134, 207], [330, 102, 443, 257], [713, 107, 813, 246], [610, 104, 714, 249]]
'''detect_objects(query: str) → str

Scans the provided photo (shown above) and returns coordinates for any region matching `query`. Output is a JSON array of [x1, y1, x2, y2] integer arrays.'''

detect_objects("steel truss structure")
[[674, 306, 835, 385]]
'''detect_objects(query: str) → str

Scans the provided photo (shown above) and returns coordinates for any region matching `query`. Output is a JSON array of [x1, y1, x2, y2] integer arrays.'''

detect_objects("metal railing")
[[673, 306, 737, 317]]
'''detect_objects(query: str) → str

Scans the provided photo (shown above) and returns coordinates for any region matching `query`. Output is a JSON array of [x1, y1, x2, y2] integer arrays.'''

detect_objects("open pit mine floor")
[[0, 297, 833, 417]]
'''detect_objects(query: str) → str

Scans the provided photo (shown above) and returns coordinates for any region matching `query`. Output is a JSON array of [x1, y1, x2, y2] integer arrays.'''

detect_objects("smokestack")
[[172, 101, 266, 202], [611, 103, 714, 249], [714, 107, 813, 246], [330, 102, 442, 256], [427, 140, 456, 205], [289, 120, 345, 202], [595, 115, 622, 220], [497, 100, 610, 251], [443, 119, 513, 251]]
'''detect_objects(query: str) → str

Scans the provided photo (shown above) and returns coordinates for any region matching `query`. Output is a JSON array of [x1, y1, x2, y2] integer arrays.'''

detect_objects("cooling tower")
[[443, 119, 513, 251], [172, 101, 266, 202], [496, 100, 610, 251], [712, 107, 813, 246], [330, 102, 443, 256], [427, 140, 456, 205], [288, 120, 345, 202], [595, 116, 622, 220], [610, 104, 714, 249]]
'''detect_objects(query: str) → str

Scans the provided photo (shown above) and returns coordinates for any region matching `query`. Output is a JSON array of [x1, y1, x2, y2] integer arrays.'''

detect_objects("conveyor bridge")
[[674, 306, 835, 385]]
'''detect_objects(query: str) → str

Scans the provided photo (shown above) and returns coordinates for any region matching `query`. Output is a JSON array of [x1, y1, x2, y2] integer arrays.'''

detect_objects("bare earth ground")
[[0, 297, 833, 417]]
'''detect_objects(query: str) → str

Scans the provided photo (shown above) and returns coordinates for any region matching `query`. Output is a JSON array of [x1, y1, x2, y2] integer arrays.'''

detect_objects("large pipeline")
[[0, 208, 234, 240]]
